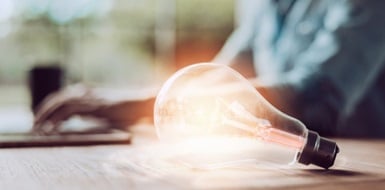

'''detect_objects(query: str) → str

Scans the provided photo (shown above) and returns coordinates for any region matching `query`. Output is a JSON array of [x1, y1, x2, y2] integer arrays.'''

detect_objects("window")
[[0, 0, 234, 107]]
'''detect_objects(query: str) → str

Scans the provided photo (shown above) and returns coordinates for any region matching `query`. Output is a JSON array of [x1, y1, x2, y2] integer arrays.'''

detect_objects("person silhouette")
[[34, 0, 385, 137]]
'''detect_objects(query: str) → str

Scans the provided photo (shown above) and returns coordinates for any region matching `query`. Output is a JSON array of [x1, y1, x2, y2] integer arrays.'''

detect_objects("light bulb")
[[154, 63, 339, 169]]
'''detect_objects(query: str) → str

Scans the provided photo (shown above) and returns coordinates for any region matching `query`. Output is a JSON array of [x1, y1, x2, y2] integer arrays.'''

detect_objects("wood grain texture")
[[1, 124, 385, 190]]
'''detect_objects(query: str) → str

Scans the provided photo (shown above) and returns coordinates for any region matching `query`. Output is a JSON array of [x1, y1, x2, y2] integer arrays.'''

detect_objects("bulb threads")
[[298, 130, 339, 169]]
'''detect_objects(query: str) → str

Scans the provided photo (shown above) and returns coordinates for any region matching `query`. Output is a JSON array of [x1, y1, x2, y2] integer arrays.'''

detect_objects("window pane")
[[0, 0, 234, 107]]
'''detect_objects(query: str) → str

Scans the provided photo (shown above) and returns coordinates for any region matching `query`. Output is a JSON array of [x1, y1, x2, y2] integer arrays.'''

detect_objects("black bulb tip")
[[298, 130, 339, 169]]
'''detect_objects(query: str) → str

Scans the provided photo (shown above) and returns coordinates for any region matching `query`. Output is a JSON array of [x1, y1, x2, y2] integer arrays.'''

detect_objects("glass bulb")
[[154, 63, 339, 169]]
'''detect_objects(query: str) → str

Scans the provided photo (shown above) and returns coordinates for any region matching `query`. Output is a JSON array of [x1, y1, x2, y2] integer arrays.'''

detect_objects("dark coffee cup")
[[28, 65, 64, 114]]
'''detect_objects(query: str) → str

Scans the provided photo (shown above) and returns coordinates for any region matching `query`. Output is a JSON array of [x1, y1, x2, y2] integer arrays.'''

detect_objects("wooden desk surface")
[[0, 124, 385, 190]]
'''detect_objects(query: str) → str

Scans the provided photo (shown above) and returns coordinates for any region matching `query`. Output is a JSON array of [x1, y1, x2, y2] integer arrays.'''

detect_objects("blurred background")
[[0, 0, 237, 107]]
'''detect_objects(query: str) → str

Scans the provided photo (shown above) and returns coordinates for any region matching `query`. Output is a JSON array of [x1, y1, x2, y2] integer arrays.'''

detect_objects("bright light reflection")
[[170, 137, 261, 168], [145, 136, 298, 170], [0, 0, 14, 22]]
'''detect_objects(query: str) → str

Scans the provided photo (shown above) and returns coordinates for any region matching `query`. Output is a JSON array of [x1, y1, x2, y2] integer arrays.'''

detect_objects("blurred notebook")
[[0, 107, 131, 148]]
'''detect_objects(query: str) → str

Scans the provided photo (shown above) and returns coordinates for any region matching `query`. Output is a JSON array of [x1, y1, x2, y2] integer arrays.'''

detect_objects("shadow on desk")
[[304, 169, 368, 176]]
